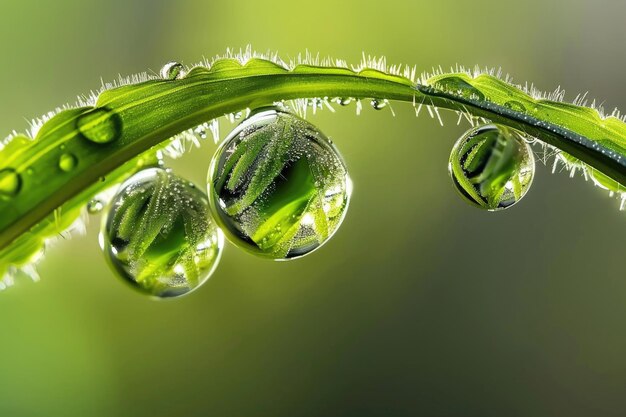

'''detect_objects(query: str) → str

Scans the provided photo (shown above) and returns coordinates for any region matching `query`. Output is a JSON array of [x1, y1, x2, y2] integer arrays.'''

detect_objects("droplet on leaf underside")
[[208, 107, 352, 260], [101, 168, 223, 298], [87, 199, 104, 214], [371, 98, 388, 110], [448, 123, 535, 211]]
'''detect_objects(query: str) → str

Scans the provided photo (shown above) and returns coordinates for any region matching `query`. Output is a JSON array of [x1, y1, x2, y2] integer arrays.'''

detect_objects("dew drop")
[[504, 101, 526, 112], [101, 168, 223, 298], [58, 153, 78, 172], [0, 168, 21, 199], [308, 98, 323, 109], [208, 107, 351, 260], [371, 98, 388, 110], [160, 61, 185, 80], [87, 199, 104, 214], [339, 97, 353, 106], [194, 125, 207, 140], [448, 124, 535, 211], [77, 107, 123, 144]]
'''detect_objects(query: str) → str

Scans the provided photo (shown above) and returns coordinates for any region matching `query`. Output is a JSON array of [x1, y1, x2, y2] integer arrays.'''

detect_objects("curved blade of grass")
[[0, 52, 625, 280]]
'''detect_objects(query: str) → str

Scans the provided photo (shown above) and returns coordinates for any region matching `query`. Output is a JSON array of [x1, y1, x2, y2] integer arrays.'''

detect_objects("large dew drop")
[[101, 168, 223, 298], [448, 124, 535, 211], [208, 108, 352, 260]]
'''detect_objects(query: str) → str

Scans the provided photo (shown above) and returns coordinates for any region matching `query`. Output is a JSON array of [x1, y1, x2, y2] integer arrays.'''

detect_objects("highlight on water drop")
[[101, 168, 223, 298], [208, 107, 352, 260], [448, 123, 535, 211]]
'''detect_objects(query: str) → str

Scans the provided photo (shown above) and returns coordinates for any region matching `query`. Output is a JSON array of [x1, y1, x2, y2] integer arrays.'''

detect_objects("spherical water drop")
[[58, 153, 78, 172], [87, 199, 104, 214], [0, 168, 21, 199], [448, 124, 535, 211], [77, 107, 122, 144], [101, 168, 223, 297], [160, 61, 185, 80], [208, 108, 351, 260], [371, 98, 388, 110]]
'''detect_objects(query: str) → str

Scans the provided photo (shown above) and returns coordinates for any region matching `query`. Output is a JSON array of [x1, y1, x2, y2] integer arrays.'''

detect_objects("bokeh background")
[[1, 0, 625, 416]]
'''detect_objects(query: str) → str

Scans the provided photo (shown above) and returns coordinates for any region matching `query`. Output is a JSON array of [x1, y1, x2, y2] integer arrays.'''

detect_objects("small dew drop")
[[308, 98, 323, 109], [160, 61, 185, 80], [87, 199, 104, 214], [77, 108, 123, 144], [58, 153, 78, 172], [0, 168, 21, 199], [371, 98, 387, 110], [194, 126, 207, 140], [339, 97, 353, 106]]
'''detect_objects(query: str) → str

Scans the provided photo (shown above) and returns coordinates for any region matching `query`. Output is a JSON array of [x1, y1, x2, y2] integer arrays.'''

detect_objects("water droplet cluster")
[[449, 124, 535, 210], [101, 168, 223, 298], [208, 108, 351, 259]]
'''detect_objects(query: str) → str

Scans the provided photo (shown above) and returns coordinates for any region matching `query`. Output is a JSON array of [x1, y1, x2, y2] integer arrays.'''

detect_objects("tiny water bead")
[[58, 153, 78, 172], [338, 97, 353, 106], [371, 98, 388, 110], [76, 107, 123, 144], [0, 168, 22, 199], [208, 108, 351, 260], [87, 199, 104, 214], [448, 124, 535, 211], [101, 168, 223, 297], [160, 61, 185, 80]]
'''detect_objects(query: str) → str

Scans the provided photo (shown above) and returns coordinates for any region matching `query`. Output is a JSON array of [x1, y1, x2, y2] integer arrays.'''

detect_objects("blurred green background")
[[1, 0, 625, 416]]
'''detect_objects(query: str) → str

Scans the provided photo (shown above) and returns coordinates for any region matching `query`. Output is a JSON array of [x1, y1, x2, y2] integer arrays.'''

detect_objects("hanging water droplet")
[[208, 107, 351, 260], [308, 98, 323, 109], [234, 111, 243, 120], [339, 97, 353, 106], [504, 101, 526, 112], [101, 168, 223, 297], [160, 61, 185, 80], [0, 168, 21, 199], [58, 153, 78, 172], [448, 124, 535, 211], [432, 76, 485, 101], [371, 98, 388, 110], [194, 125, 207, 140], [77, 107, 123, 144], [87, 199, 104, 214]]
